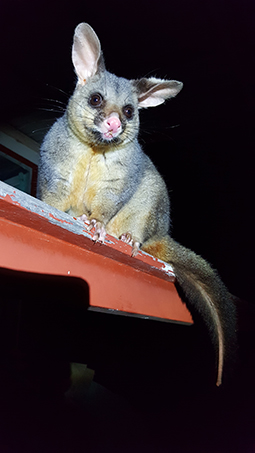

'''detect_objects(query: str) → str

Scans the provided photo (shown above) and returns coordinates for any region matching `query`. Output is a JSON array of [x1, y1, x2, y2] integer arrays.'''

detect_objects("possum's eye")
[[89, 93, 103, 107], [123, 105, 134, 119]]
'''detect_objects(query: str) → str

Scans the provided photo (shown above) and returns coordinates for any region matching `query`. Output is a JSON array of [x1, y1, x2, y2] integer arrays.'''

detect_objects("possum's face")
[[68, 23, 183, 149], [67, 71, 140, 149]]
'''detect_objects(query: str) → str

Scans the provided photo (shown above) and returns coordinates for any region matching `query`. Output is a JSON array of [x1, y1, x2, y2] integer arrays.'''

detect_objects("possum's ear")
[[72, 22, 105, 86], [132, 77, 183, 108]]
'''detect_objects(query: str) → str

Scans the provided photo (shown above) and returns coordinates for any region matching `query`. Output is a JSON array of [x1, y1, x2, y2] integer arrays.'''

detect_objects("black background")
[[1, 0, 254, 303], [0, 3, 255, 451]]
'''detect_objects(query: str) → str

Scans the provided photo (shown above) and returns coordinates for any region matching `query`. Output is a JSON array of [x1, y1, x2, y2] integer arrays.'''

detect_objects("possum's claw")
[[120, 232, 140, 257], [78, 215, 106, 242], [78, 214, 89, 223], [88, 219, 106, 242]]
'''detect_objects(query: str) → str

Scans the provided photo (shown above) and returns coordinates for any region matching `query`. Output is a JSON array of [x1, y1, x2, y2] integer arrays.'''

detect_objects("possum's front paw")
[[87, 219, 106, 242], [78, 214, 89, 223], [120, 233, 140, 257], [78, 215, 106, 243]]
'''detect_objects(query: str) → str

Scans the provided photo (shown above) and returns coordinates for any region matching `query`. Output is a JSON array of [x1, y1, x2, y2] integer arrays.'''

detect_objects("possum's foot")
[[78, 215, 106, 242], [87, 219, 106, 242], [77, 214, 90, 225], [120, 233, 140, 257], [78, 214, 89, 223]]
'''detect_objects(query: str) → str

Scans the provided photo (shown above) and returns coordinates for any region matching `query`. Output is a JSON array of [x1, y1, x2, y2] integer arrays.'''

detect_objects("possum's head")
[[67, 23, 183, 149]]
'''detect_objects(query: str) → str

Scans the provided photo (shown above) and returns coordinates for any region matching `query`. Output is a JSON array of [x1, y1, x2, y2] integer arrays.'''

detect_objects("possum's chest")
[[68, 152, 108, 215]]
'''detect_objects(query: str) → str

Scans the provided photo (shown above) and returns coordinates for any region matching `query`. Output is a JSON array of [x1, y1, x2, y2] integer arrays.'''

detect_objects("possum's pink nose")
[[106, 116, 121, 133]]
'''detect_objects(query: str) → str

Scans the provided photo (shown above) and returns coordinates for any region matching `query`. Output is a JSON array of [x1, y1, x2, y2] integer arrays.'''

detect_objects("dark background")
[[0, 3, 255, 451], [0, 0, 254, 303]]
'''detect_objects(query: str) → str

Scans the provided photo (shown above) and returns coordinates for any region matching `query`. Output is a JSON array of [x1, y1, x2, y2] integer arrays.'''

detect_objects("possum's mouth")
[[92, 129, 122, 145], [83, 121, 125, 147], [103, 130, 118, 140]]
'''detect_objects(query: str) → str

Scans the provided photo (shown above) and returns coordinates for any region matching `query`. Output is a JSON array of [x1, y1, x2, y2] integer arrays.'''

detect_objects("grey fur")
[[37, 23, 237, 386]]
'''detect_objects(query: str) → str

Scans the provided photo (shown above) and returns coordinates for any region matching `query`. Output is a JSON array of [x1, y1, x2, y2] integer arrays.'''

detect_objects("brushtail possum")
[[37, 23, 237, 386]]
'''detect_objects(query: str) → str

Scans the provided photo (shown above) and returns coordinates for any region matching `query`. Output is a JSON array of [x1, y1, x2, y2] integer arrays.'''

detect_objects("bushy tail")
[[142, 235, 237, 386]]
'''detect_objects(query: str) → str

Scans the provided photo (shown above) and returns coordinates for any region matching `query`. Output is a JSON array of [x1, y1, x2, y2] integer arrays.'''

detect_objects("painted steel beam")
[[0, 181, 192, 324]]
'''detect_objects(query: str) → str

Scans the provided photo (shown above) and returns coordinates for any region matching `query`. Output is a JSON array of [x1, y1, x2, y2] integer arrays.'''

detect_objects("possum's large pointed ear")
[[72, 23, 105, 86], [132, 77, 183, 108]]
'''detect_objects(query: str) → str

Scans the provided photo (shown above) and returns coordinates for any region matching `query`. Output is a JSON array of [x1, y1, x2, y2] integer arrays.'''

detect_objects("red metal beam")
[[0, 181, 192, 324]]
